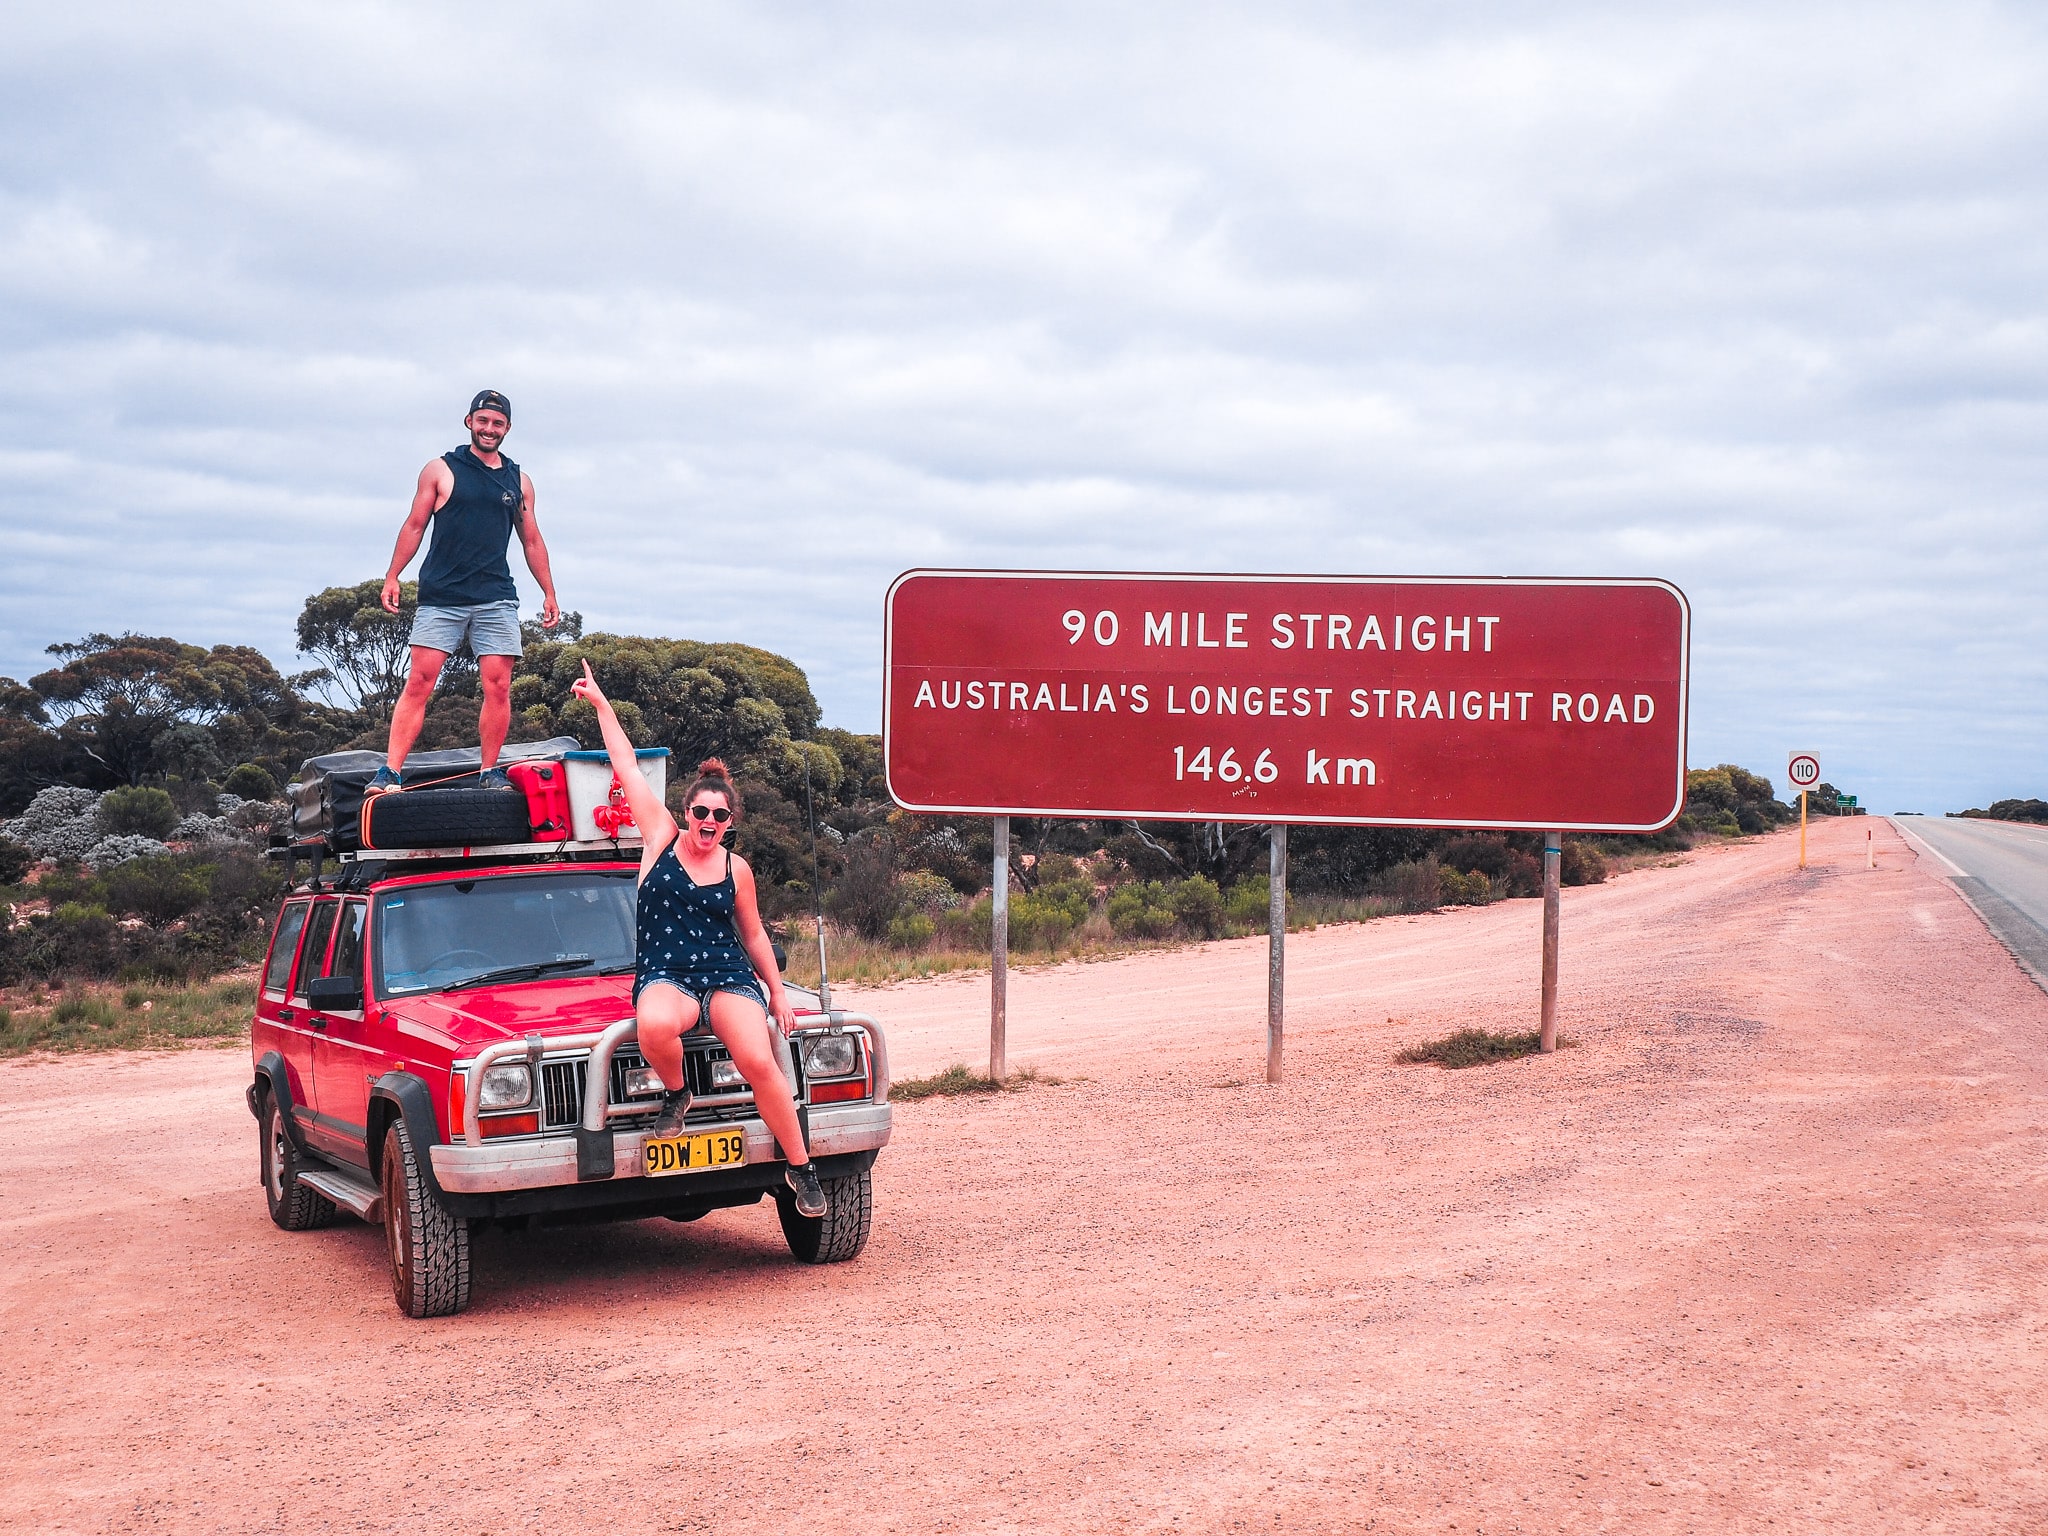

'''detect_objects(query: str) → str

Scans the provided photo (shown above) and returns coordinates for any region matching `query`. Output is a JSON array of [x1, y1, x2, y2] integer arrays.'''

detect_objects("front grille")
[[541, 1060, 585, 1127], [537, 1039, 766, 1131]]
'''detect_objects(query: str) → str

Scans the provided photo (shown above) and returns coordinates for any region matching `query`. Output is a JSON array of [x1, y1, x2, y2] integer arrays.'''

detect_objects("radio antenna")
[[803, 750, 832, 1011]]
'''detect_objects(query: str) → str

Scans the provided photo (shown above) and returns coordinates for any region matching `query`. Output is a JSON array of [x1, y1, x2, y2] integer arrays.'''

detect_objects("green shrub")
[[887, 911, 936, 949], [0, 836, 31, 885], [1560, 840, 1607, 886], [1166, 875, 1225, 938], [828, 832, 902, 940], [97, 786, 179, 840], [1107, 882, 1177, 938], [897, 870, 961, 915], [223, 763, 280, 801], [1439, 869, 1494, 905], [1225, 876, 1270, 928], [1372, 860, 1441, 910], [101, 856, 210, 925], [1007, 892, 1079, 950], [936, 896, 993, 950]]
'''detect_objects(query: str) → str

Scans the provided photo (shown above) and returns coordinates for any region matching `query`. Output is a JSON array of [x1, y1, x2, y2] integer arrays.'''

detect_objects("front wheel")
[[261, 1092, 335, 1231], [777, 1165, 872, 1263], [381, 1119, 471, 1317]]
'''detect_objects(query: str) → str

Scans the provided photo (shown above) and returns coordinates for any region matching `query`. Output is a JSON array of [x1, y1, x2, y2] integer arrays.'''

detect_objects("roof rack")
[[268, 836, 642, 891]]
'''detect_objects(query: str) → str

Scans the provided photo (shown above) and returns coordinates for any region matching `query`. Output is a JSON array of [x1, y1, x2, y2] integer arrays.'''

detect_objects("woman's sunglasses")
[[688, 804, 732, 823]]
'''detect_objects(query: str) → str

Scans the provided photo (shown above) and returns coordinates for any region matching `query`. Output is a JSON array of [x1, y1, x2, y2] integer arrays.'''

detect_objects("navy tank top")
[[418, 446, 522, 607], [635, 837, 756, 989]]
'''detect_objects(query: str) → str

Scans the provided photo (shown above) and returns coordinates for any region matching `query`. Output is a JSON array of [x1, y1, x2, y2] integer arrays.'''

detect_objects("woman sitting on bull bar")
[[571, 661, 828, 1218]]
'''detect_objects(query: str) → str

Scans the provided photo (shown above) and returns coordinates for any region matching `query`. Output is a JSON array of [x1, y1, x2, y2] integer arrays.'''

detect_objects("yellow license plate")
[[643, 1127, 748, 1177]]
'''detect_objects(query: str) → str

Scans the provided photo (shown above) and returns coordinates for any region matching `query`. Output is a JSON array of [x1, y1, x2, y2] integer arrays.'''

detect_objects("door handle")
[[311, 1017, 328, 1031], [277, 1007, 296, 1023]]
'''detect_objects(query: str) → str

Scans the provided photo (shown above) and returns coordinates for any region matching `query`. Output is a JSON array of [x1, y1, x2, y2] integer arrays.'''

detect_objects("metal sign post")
[[1267, 825, 1287, 1083], [991, 815, 1009, 1082], [1540, 831, 1562, 1052]]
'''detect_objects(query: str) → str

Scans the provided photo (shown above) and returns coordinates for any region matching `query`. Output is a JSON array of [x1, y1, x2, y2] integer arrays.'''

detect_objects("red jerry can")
[[506, 761, 572, 841]]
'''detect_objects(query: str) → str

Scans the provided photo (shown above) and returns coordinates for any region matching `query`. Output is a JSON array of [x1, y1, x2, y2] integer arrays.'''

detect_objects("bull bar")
[[430, 1010, 893, 1195]]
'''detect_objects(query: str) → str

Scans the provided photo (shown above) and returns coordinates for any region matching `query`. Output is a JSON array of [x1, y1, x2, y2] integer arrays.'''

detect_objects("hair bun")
[[697, 756, 731, 780]]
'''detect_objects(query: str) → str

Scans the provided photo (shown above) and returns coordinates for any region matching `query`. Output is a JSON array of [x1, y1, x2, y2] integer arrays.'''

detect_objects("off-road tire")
[[381, 1119, 471, 1317], [776, 1166, 872, 1263], [363, 786, 531, 851], [261, 1092, 336, 1231]]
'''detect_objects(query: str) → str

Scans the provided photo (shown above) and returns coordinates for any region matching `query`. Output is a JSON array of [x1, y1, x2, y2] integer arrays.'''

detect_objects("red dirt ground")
[[2, 816, 2044, 1534]]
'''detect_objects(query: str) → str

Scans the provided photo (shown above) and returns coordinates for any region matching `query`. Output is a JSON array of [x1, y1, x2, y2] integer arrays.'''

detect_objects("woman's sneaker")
[[785, 1163, 828, 1218], [365, 765, 404, 796], [649, 1089, 692, 1139]]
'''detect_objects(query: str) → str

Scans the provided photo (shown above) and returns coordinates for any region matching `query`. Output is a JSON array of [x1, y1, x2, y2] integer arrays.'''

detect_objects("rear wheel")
[[381, 1119, 471, 1317], [777, 1165, 872, 1263], [261, 1092, 335, 1231]]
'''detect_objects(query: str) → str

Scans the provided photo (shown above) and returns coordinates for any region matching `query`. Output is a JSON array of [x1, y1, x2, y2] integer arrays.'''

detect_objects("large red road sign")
[[884, 571, 1690, 831]]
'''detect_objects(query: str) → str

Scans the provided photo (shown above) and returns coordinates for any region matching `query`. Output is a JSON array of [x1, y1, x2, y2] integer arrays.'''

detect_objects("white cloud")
[[1, 0, 2044, 812]]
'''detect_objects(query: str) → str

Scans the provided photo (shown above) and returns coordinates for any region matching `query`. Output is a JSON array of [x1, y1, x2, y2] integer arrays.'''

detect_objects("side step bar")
[[299, 1165, 383, 1223]]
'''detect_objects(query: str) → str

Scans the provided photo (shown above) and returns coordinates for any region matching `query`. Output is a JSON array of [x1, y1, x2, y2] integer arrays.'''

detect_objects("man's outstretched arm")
[[516, 471, 561, 628], [381, 461, 451, 614]]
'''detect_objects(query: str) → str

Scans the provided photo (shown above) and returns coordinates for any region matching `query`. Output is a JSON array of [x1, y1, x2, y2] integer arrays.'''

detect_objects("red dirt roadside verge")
[[2, 817, 2044, 1534]]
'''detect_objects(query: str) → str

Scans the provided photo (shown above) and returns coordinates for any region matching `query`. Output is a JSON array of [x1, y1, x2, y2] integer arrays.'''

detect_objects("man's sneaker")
[[648, 1088, 692, 1139], [785, 1162, 828, 1219], [365, 765, 404, 796], [478, 766, 513, 791]]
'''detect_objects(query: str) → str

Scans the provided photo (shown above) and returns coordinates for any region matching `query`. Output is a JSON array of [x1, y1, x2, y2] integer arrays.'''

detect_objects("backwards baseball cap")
[[469, 389, 511, 419]]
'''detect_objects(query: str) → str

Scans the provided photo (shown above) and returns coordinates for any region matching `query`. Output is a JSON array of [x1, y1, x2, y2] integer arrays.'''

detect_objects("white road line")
[[1888, 818, 1968, 877]]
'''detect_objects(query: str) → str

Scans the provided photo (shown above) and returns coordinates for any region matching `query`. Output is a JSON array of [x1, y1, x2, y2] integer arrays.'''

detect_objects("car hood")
[[381, 975, 636, 1054]]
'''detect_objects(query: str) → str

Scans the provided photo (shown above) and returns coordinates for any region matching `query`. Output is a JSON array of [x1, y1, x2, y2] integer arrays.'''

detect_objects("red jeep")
[[246, 849, 891, 1316]]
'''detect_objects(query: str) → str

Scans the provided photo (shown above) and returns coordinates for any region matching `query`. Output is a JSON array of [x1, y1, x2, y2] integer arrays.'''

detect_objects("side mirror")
[[771, 942, 788, 974], [306, 974, 364, 1012]]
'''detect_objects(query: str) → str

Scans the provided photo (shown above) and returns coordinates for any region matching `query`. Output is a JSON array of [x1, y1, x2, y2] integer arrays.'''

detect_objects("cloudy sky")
[[3, 2, 2043, 813]]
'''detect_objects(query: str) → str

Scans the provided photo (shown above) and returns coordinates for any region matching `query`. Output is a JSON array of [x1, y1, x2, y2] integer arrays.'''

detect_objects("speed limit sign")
[[1787, 754, 1821, 790]]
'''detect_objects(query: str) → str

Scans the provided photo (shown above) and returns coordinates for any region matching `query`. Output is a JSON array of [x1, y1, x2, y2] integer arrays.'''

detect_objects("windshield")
[[375, 871, 637, 998]]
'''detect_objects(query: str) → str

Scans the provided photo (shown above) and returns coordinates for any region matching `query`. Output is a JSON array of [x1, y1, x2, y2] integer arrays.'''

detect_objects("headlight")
[[622, 1066, 665, 1098], [709, 1059, 745, 1089], [477, 1063, 533, 1111], [802, 1035, 859, 1078]]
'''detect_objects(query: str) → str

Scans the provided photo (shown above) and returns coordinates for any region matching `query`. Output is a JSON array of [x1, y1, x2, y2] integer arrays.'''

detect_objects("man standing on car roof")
[[368, 389, 561, 794]]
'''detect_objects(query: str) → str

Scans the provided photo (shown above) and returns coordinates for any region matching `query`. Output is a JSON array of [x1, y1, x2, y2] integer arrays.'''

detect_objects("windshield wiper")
[[446, 955, 597, 991]]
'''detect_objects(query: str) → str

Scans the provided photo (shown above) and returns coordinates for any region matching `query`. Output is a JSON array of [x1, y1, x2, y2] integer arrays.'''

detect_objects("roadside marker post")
[[884, 571, 1691, 1083], [991, 815, 1009, 1082], [1787, 755, 1821, 869], [1540, 831, 1562, 1053]]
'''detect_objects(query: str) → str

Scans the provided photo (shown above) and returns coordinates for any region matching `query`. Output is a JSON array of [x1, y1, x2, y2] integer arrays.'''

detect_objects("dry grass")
[[0, 973, 257, 1056], [890, 1063, 1065, 1101], [1393, 1027, 1575, 1069]]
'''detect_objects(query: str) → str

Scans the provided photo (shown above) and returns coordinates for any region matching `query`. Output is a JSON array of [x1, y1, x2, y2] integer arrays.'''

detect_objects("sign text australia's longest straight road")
[[884, 571, 1691, 831]]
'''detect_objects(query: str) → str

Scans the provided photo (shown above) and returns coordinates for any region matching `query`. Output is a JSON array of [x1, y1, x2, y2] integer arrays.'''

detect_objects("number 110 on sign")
[[1175, 745, 1280, 783]]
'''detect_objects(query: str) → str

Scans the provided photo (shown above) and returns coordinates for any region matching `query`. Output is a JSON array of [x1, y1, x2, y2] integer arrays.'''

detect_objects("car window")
[[292, 900, 339, 1001], [328, 900, 367, 985], [376, 870, 636, 997], [264, 902, 309, 996]]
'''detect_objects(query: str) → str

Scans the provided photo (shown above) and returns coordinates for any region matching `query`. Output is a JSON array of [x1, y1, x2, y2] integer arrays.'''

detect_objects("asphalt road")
[[1892, 814, 2048, 987]]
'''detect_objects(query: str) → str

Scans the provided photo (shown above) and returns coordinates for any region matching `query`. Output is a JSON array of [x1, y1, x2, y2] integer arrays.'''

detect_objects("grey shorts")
[[409, 599, 522, 658]]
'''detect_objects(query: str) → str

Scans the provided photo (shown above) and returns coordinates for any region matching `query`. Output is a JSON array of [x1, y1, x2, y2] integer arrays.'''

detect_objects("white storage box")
[[562, 749, 670, 842]]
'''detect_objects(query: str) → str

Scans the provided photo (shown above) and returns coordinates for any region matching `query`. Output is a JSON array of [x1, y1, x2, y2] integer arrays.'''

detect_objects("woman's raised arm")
[[569, 660, 673, 846]]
